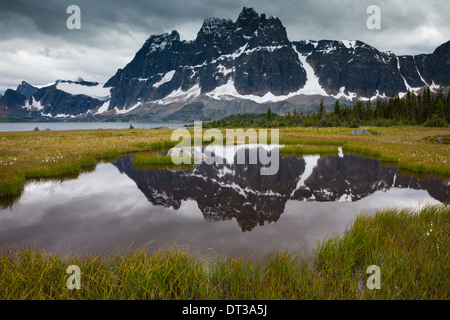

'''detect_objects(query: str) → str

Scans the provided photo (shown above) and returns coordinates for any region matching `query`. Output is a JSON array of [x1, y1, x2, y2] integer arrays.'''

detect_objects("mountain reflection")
[[113, 148, 448, 232]]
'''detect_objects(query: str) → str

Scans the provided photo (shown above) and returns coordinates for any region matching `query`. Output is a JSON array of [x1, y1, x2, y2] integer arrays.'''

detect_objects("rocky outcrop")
[[104, 7, 307, 112], [16, 81, 38, 98], [294, 40, 408, 97], [31, 82, 104, 117], [417, 40, 450, 86], [0, 80, 109, 119], [0, 89, 29, 116]]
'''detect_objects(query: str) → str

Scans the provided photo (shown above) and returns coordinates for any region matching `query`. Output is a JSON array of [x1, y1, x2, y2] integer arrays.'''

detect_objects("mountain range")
[[1, 7, 449, 121]]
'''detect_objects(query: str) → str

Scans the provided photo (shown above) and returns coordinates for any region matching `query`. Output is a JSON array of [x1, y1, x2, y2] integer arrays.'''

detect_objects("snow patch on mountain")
[[293, 47, 328, 96], [56, 82, 111, 100], [319, 43, 337, 54], [146, 33, 178, 54], [216, 65, 234, 76], [332, 87, 357, 101], [95, 100, 110, 115], [203, 144, 283, 164], [153, 70, 176, 88], [304, 40, 318, 48], [206, 79, 307, 103], [341, 40, 357, 49], [55, 112, 89, 118], [34, 82, 56, 89], [429, 81, 441, 93], [156, 84, 201, 105], [290, 155, 320, 197], [212, 44, 286, 64], [396, 57, 421, 93], [413, 56, 428, 86], [359, 90, 387, 102], [24, 97, 44, 111], [114, 102, 141, 114]]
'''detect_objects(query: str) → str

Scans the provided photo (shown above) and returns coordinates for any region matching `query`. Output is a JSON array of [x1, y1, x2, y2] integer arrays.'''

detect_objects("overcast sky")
[[0, 0, 449, 94]]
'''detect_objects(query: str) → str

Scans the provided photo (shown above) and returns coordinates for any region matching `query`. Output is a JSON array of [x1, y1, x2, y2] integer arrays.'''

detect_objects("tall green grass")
[[1, 205, 448, 300], [314, 205, 449, 299], [0, 140, 178, 198], [279, 139, 348, 146], [343, 145, 450, 176], [280, 145, 338, 156], [134, 154, 174, 165], [342, 145, 382, 157]]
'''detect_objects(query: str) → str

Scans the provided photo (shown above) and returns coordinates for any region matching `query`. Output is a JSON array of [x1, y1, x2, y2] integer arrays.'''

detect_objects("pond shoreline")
[[1, 126, 449, 200]]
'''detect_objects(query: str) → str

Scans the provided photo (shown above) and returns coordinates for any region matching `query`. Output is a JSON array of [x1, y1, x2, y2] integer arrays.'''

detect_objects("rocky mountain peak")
[[233, 8, 289, 47], [0, 89, 27, 115], [235, 7, 261, 35], [237, 7, 259, 21], [434, 39, 450, 54], [144, 30, 181, 53], [16, 81, 38, 98], [200, 17, 234, 35]]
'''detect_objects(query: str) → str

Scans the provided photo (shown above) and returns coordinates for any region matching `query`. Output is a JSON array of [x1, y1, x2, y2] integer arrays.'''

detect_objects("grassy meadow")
[[0, 205, 448, 300], [0, 125, 449, 199], [0, 125, 449, 299]]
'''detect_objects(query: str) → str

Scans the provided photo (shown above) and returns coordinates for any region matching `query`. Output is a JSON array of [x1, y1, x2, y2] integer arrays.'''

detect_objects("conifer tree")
[[319, 99, 325, 120], [266, 107, 273, 122], [334, 100, 341, 118], [446, 90, 450, 122]]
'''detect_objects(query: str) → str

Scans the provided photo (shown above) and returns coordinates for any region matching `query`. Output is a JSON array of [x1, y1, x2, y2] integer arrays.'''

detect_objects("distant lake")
[[0, 121, 192, 132], [0, 146, 447, 257]]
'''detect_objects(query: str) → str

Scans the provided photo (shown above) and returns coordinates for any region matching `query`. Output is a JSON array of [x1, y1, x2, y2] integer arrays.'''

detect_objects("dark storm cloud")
[[0, 0, 448, 93], [1, 0, 240, 44]]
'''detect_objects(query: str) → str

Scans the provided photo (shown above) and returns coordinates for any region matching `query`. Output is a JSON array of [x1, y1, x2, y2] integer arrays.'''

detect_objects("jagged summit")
[[16, 81, 38, 98], [199, 17, 234, 35], [144, 30, 181, 52], [239, 7, 259, 18], [233, 7, 289, 47]]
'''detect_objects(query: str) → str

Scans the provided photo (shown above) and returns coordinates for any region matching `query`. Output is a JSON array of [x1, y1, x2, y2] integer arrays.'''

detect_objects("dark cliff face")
[[294, 40, 412, 97], [16, 81, 38, 98], [112, 152, 448, 232], [0, 89, 28, 116], [102, 6, 449, 115], [32, 84, 104, 117], [105, 7, 307, 110], [419, 40, 450, 86]]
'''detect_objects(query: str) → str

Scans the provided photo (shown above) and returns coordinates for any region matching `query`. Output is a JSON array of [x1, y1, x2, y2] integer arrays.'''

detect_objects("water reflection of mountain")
[[292, 155, 449, 203], [113, 151, 448, 232]]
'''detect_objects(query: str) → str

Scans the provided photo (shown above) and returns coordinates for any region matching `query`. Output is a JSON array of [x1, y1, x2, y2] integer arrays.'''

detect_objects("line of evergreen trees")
[[205, 86, 450, 128]]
